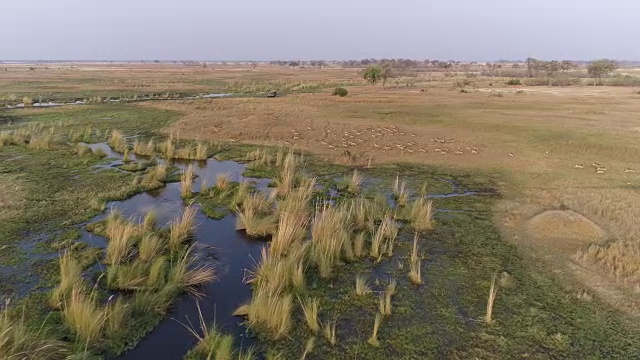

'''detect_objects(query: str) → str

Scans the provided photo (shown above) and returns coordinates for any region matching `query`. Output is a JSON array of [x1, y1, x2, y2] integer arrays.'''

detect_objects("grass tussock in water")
[[108, 130, 127, 153], [392, 175, 410, 207], [180, 164, 195, 199], [408, 196, 434, 232], [169, 205, 197, 251]]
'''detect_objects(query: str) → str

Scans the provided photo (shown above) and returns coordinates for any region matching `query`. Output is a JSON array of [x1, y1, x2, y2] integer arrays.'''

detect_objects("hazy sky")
[[2, 0, 638, 61]]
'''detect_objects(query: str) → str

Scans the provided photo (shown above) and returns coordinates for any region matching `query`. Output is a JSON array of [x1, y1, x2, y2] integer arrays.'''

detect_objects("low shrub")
[[332, 87, 348, 97], [505, 79, 522, 86]]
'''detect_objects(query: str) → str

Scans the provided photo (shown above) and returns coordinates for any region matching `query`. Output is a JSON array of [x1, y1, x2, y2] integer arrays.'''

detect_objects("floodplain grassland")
[[2, 62, 640, 359]]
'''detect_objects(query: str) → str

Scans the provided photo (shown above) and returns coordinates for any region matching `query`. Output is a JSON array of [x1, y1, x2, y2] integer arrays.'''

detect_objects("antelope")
[[407, 149, 414, 153], [574, 164, 584, 169], [384, 146, 391, 150], [307, 126, 312, 130], [373, 143, 380, 148], [454, 150, 463, 155], [624, 168, 635, 173], [328, 145, 335, 149], [293, 136, 299, 140], [471, 149, 478, 154], [419, 148, 427, 152], [435, 148, 442, 152], [321, 141, 327, 145], [508, 152, 515, 157]]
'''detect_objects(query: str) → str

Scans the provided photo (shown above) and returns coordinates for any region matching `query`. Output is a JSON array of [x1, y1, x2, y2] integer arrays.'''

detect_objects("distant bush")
[[332, 87, 348, 97], [22, 97, 33, 108], [459, 89, 470, 94], [454, 79, 473, 88], [606, 75, 640, 87], [505, 79, 522, 86]]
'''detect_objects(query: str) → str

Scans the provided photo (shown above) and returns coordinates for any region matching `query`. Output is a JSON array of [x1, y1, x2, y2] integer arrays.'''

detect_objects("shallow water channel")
[[79, 148, 270, 359]]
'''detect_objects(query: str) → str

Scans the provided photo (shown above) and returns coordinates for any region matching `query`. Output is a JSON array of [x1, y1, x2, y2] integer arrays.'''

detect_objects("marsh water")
[[71, 143, 486, 359], [77, 147, 270, 359], [3, 93, 231, 110]]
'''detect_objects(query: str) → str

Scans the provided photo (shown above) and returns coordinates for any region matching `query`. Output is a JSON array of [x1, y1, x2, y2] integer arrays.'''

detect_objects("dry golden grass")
[[180, 164, 195, 198], [169, 205, 197, 251], [299, 297, 320, 333]]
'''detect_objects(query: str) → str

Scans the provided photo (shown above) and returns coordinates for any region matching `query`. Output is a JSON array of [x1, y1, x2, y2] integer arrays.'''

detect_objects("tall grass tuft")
[[236, 194, 277, 237], [63, 286, 105, 346], [409, 196, 434, 232], [379, 292, 392, 315], [367, 314, 381, 347], [168, 246, 216, 296], [299, 297, 320, 333], [50, 252, 83, 309], [344, 169, 363, 194], [105, 298, 129, 339], [392, 175, 409, 207], [370, 214, 397, 260], [485, 271, 512, 324], [409, 233, 422, 285], [310, 204, 351, 278], [195, 142, 208, 160], [75, 143, 92, 156], [322, 320, 337, 346], [301, 337, 315, 360], [215, 172, 232, 191], [353, 232, 367, 258], [142, 164, 167, 187], [270, 210, 309, 258], [105, 217, 136, 265], [109, 130, 127, 152], [239, 283, 293, 340], [276, 150, 298, 196], [180, 164, 195, 198], [0, 300, 70, 359], [169, 206, 197, 251], [355, 274, 371, 296], [183, 304, 235, 360], [139, 233, 165, 262]]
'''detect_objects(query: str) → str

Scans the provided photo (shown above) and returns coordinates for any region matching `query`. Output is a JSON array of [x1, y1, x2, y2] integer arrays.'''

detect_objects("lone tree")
[[587, 59, 618, 85], [525, 57, 537, 78], [380, 63, 395, 89], [539, 60, 560, 85], [363, 65, 382, 86]]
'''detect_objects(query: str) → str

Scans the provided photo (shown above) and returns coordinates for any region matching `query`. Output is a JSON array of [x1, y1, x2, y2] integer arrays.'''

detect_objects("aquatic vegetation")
[[310, 204, 351, 278], [299, 297, 320, 333], [169, 205, 197, 251], [108, 130, 127, 153], [50, 252, 83, 309], [355, 274, 371, 296], [180, 164, 195, 198], [367, 314, 382, 347], [409, 233, 422, 285], [0, 301, 70, 360], [409, 196, 434, 232]]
